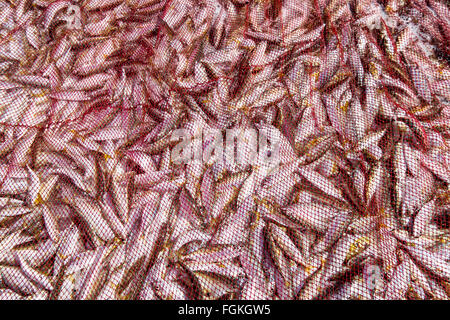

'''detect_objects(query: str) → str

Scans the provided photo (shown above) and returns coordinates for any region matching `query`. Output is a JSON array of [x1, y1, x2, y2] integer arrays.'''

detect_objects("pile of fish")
[[0, 0, 449, 300]]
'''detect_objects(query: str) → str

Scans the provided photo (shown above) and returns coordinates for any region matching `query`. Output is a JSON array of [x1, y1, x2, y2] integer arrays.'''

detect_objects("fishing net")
[[0, 0, 448, 300]]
